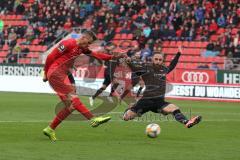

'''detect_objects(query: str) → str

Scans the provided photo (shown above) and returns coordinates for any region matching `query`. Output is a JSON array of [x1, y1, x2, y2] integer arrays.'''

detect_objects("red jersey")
[[44, 38, 113, 77]]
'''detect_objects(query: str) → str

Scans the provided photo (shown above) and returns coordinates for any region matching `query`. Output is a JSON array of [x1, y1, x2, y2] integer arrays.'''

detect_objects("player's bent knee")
[[68, 93, 78, 99]]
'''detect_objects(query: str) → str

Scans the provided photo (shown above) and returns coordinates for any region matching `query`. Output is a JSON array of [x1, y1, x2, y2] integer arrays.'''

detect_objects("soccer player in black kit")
[[89, 43, 120, 106], [123, 46, 202, 128], [120, 48, 144, 102]]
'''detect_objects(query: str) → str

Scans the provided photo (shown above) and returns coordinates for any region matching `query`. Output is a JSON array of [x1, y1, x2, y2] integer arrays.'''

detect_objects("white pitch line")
[[0, 119, 240, 123]]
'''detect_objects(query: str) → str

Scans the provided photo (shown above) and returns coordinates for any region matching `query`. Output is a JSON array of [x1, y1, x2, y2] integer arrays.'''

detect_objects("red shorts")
[[47, 63, 75, 96]]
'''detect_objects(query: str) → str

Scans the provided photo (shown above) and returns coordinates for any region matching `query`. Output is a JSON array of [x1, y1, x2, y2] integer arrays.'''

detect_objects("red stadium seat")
[[2, 45, 9, 51], [126, 34, 133, 40], [121, 33, 127, 39], [27, 52, 39, 58], [210, 35, 218, 41], [16, 15, 23, 20], [169, 41, 177, 47], [0, 51, 8, 57], [131, 40, 138, 47], [231, 28, 238, 35], [216, 28, 225, 34], [31, 39, 40, 45], [200, 42, 208, 48], [113, 34, 121, 40], [115, 27, 122, 33], [97, 33, 104, 39], [18, 58, 31, 64], [182, 41, 189, 47], [162, 41, 170, 47], [41, 46, 48, 52]]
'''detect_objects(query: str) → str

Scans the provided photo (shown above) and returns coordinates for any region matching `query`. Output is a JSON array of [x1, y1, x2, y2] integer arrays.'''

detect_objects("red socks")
[[50, 107, 72, 130], [71, 97, 94, 120], [49, 97, 94, 130]]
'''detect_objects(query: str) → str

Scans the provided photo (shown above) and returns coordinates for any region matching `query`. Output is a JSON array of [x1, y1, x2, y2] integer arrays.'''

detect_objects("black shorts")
[[130, 97, 170, 116]]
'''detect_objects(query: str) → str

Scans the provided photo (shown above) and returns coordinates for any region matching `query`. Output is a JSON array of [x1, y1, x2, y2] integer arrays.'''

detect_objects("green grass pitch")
[[0, 92, 240, 160]]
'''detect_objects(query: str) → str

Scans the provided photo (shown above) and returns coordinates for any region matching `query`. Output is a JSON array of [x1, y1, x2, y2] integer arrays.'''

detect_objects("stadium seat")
[[182, 41, 189, 47], [113, 34, 121, 40], [17, 38, 26, 44], [126, 34, 133, 40], [231, 28, 238, 35], [162, 41, 170, 47], [97, 33, 104, 39], [0, 51, 8, 57], [121, 33, 128, 39], [115, 27, 122, 33], [27, 52, 39, 58], [31, 39, 40, 45], [169, 41, 177, 47], [217, 28, 225, 34], [16, 15, 23, 20], [18, 58, 31, 64], [2, 45, 9, 51], [210, 35, 218, 41], [131, 40, 138, 47]]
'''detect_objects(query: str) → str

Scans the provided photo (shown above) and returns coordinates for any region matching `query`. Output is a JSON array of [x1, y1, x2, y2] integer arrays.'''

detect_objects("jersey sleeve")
[[127, 61, 147, 76], [166, 52, 181, 74], [90, 52, 113, 60], [44, 39, 75, 77]]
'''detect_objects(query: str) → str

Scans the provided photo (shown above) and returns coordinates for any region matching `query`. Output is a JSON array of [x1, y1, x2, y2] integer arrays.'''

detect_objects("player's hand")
[[43, 74, 48, 82], [178, 45, 183, 53], [114, 53, 127, 59]]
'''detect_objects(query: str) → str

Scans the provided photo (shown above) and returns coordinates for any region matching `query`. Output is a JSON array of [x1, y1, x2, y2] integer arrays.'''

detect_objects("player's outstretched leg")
[[71, 95, 111, 127], [185, 116, 202, 128], [162, 103, 202, 128], [90, 116, 111, 127]]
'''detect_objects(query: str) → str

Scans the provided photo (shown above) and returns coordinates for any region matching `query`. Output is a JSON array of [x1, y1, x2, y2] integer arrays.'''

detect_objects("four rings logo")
[[75, 67, 90, 78], [182, 71, 209, 83]]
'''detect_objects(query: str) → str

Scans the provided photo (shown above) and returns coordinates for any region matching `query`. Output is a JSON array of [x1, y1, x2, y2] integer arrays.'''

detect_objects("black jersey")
[[104, 58, 119, 76], [127, 52, 181, 98]]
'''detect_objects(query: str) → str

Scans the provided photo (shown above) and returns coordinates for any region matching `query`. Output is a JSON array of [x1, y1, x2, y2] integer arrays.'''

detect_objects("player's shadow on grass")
[[55, 96, 125, 121]]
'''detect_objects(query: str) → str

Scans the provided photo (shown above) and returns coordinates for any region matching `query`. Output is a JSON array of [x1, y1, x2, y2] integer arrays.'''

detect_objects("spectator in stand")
[[209, 19, 218, 35], [150, 24, 161, 41], [225, 58, 234, 70], [63, 18, 72, 31], [140, 43, 152, 62], [197, 63, 209, 69], [202, 42, 220, 57], [143, 25, 151, 38], [8, 28, 17, 48], [0, 19, 4, 47], [233, 33, 239, 47], [217, 13, 226, 27], [225, 42, 235, 57], [6, 50, 18, 63], [24, 26, 35, 44], [210, 62, 219, 70], [104, 27, 115, 42], [233, 45, 240, 59], [15, 1, 25, 14], [195, 6, 205, 24], [42, 32, 56, 46]]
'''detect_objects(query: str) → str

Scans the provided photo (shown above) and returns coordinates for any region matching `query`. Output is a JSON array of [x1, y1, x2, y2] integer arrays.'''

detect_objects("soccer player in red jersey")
[[42, 31, 115, 141]]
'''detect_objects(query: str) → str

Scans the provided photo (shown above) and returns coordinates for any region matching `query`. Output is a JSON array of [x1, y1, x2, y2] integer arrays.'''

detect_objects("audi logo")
[[75, 67, 90, 78], [182, 71, 209, 83]]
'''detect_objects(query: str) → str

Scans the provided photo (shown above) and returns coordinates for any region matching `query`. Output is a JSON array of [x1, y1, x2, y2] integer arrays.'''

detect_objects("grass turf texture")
[[0, 92, 239, 160]]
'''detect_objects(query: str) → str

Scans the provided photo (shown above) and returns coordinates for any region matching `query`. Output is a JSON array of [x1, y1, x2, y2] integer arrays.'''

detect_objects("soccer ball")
[[145, 123, 161, 138]]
